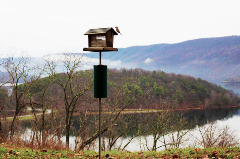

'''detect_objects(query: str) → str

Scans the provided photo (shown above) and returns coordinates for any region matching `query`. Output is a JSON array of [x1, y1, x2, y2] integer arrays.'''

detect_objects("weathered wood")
[[84, 27, 117, 35], [83, 47, 118, 52], [84, 27, 118, 48], [89, 35, 107, 47], [106, 31, 113, 47], [88, 35, 91, 48]]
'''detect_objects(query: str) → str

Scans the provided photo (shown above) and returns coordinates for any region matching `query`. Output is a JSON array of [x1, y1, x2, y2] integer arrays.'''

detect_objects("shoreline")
[[222, 81, 240, 83], [73, 104, 240, 116], [2, 105, 240, 120]]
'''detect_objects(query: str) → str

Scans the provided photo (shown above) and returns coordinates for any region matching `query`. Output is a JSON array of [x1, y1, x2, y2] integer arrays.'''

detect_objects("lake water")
[[17, 83, 240, 151], [20, 106, 240, 151]]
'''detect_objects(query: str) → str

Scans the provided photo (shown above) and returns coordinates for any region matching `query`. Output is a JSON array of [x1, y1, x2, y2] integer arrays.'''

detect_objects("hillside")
[[22, 68, 240, 111], [2, 67, 240, 152], [106, 69, 239, 109], [85, 36, 240, 83]]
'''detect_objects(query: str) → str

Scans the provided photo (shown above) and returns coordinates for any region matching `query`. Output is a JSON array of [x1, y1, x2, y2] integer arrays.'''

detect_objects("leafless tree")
[[4, 56, 41, 139], [192, 122, 239, 148], [142, 96, 178, 151], [77, 75, 142, 150], [44, 53, 93, 148], [28, 74, 55, 148], [166, 114, 190, 149]]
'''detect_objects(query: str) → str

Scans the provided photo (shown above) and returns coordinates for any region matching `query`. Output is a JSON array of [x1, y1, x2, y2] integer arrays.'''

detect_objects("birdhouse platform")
[[83, 27, 118, 52], [83, 47, 118, 52]]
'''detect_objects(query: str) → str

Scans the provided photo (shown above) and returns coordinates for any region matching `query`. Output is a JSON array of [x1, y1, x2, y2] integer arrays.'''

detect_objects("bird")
[[115, 27, 122, 35]]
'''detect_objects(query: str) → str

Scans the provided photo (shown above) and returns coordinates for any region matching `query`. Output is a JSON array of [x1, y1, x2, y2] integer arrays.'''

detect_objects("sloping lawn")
[[1, 145, 240, 158]]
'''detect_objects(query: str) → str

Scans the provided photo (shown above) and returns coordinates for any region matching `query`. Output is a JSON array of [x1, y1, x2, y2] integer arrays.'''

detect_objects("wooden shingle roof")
[[84, 27, 118, 35]]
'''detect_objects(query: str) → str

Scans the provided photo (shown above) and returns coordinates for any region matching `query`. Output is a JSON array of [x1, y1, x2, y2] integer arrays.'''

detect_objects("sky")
[[1, 0, 240, 57]]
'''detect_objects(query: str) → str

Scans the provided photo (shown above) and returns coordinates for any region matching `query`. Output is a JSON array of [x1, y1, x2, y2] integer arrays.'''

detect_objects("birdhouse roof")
[[84, 27, 118, 35]]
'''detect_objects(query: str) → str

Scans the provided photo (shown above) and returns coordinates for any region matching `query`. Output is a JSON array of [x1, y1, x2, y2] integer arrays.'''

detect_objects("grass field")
[[1, 144, 240, 158]]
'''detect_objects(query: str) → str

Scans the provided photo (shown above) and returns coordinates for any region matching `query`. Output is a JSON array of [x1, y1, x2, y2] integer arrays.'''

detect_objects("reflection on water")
[[20, 107, 240, 151]]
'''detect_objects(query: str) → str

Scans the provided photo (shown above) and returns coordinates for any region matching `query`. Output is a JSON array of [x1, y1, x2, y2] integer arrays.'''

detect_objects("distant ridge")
[[1, 36, 240, 85], [85, 36, 240, 83]]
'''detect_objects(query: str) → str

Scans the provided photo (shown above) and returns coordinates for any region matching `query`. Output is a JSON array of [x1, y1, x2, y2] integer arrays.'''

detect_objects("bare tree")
[[166, 114, 190, 149], [217, 125, 239, 147], [192, 122, 239, 148], [77, 76, 142, 150], [44, 53, 93, 148], [3, 56, 37, 139], [28, 74, 55, 148], [142, 96, 175, 151], [0, 88, 7, 114]]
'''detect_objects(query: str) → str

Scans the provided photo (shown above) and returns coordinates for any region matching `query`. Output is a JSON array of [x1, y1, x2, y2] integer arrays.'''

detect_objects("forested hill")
[[24, 69, 239, 111], [85, 36, 240, 83], [106, 69, 239, 110]]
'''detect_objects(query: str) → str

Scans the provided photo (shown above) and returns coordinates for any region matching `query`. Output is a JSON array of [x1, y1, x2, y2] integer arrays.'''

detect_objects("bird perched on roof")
[[115, 27, 122, 35]]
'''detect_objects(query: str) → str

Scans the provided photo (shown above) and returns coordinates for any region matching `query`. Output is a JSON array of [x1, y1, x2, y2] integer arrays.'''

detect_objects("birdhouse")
[[83, 27, 118, 52]]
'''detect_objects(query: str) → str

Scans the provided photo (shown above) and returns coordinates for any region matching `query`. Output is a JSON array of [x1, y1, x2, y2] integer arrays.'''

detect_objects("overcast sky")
[[1, 0, 240, 57]]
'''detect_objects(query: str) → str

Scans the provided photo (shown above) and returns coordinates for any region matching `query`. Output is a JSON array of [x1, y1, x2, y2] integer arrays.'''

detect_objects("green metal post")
[[99, 51, 101, 159], [99, 97, 101, 158], [93, 51, 108, 159]]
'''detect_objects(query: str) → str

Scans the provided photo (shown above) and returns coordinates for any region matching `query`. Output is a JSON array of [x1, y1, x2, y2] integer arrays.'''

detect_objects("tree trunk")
[[66, 111, 70, 149], [79, 125, 109, 150], [10, 107, 20, 139], [152, 136, 157, 151], [10, 114, 17, 139], [41, 112, 45, 147], [66, 126, 70, 149], [0, 121, 2, 140]]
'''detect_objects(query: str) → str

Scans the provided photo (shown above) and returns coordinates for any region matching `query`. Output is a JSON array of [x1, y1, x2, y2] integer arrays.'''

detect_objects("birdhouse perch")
[[83, 27, 118, 52]]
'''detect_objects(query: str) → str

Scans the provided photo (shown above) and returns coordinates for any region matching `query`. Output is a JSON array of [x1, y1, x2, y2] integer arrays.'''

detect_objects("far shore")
[[73, 104, 240, 115], [222, 81, 240, 83], [2, 104, 240, 121]]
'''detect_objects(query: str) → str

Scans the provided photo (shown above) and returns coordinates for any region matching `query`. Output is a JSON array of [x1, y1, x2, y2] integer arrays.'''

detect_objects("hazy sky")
[[1, 0, 240, 57]]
